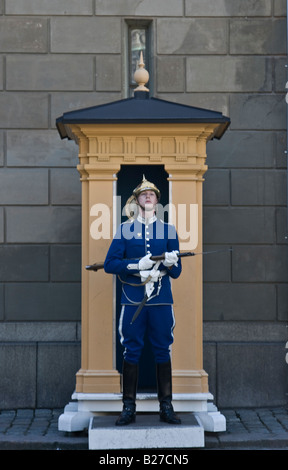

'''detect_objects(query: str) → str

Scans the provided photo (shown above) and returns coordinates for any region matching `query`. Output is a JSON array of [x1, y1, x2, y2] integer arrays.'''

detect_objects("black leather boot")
[[115, 360, 138, 426], [156, 360, 181, 425]]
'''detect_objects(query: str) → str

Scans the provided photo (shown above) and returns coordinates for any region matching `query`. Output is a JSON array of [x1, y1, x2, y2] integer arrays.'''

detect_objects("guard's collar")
[[137, 214, 157, 225]]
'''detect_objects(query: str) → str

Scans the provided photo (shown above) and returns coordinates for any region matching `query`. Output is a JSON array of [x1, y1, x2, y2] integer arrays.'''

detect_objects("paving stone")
[[0, 407, 287, 450]]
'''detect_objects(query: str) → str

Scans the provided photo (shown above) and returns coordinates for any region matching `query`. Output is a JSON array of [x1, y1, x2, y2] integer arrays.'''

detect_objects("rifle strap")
[[117, 274, 153, 287]]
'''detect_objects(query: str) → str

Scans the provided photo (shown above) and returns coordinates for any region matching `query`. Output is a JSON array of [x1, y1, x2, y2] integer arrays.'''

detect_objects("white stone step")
[[88, 413, 204, 450]]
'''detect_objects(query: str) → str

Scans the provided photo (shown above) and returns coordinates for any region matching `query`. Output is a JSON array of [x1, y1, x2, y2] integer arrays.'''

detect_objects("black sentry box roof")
[[56, 91, 230, 140]]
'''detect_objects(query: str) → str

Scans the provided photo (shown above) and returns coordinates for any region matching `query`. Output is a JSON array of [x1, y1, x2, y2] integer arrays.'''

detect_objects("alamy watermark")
[[90, 196, 198, 250]]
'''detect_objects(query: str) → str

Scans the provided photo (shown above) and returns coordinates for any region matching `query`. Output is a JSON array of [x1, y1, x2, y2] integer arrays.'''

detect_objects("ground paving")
[[0, 407, 287, 450]]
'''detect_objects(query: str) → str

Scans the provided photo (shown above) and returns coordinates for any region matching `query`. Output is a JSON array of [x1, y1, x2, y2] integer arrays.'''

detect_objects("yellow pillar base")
[[76, 369, 121, 394], [172, 370, 209, 394]]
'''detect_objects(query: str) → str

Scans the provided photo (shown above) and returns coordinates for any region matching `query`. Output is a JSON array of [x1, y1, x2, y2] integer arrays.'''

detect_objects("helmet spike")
[[133, 176, 161, 199]]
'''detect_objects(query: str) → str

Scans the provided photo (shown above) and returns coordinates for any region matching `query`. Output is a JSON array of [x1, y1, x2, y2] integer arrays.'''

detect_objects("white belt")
[[132, 270, 167, 278]]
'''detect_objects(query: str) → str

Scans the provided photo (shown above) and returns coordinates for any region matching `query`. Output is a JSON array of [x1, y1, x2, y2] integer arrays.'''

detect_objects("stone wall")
[[0, 0, 287, 408]]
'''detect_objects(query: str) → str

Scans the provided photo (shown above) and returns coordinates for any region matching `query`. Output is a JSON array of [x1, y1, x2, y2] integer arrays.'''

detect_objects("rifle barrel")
[[85, 251, 195, 272], [85, 248, 231, 272]]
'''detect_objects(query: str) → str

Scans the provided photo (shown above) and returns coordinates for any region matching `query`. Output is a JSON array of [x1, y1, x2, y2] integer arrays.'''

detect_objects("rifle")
[[86, 248, 232, 324], [85, 248, 232, 272]]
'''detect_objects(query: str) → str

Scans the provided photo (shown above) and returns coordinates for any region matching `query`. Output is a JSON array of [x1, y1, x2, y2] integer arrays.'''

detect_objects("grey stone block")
[[157, 18, 227, 54], [5, 282, 81, 321], [203, 169, 230, 205], [0, 322, 79, 342], [276, 208, 288, 244], [232, 245, 288, 282], [37, 342, 80, 408], [157, 92, 229, 118], [203, 342, 216, 401], [96, 0, 183, 16], [6, 206, 81, 243], [7, 130, 78, 167], [6, 0, 93, 15], [6, 55, 94, 91], [96, 55, 122, 92], [0, 343, 37, 409], [275, 57, 286, 92], [275, 132, 286, 169], [51, 91, 122, 127], [0, 17, 48, 53], [230, 19, 286, 55], [274, 0, 286, 16], [231, 170, 286, 206], [0, 93, 48, 129], [217, 343, 288, 407], [277, 284, 288, 321], [156, 57, 185, 93], [0, 131, 3, 166], [185, 0, 272, 17], [50, 245, 81, 282], [0, 169, 48, 204], [203, 245, 231, 282], [206, 131, 275, 169], [50, 168, 81, 205], [203, 207, 275, 244], [0, 285, 4, 320], [51, 17, 121, 53], [0, 57, 3, 91], [0, 245, 49, 282], [0, 208, 3, 243], [230, 94, 285, 130], [186, 56, 272, 92], [203, 321, 288, 343], [203, 283, 276, 321]]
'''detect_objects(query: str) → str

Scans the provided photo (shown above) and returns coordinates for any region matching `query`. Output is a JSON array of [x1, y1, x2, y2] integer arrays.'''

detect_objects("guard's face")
[[137, 190, 158, 211]]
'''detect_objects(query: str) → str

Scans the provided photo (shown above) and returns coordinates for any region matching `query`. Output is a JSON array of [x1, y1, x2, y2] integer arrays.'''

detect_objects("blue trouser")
[[118, 304, 175, 364]]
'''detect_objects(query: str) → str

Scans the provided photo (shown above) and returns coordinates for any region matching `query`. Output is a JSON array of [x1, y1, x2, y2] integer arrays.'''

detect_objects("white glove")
[[138, 253, 156, 271], [140, 261, 161, 298], [163, 250, 179, 267], [140, 268, 161, 283]]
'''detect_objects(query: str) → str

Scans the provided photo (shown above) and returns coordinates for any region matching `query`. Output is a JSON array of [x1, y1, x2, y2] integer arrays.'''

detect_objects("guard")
[[104, 176, 182, 426]]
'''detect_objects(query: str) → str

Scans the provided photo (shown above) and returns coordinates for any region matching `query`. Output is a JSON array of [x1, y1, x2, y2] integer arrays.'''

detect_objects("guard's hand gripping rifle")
[[86, 248, 232, 324], [85, 249, 232, 272]]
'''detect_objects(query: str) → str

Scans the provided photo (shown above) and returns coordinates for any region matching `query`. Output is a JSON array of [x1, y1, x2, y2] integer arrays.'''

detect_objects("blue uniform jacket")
[[104, 216, 182, 305]]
